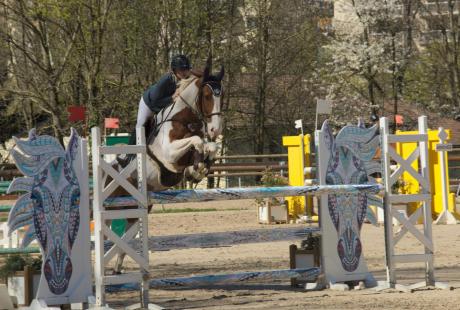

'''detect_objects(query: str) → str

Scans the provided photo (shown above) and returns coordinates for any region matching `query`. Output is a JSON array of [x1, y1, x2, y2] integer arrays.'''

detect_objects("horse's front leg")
[[184, 141, 219, 182], [163, 135, 205, 168]]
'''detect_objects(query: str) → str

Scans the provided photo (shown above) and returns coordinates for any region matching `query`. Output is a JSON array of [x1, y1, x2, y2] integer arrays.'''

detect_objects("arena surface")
[[101, 199, 460, 309]]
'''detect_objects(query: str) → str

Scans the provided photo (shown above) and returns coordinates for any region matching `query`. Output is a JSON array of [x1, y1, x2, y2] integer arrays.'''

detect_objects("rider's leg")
[[129, 97, 154, 145], [118, 97, 154, 167], [136, 97, 154, 129]]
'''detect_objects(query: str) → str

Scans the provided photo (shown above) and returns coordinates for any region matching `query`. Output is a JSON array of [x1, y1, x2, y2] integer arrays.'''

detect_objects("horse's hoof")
[[112, 270, 122, 275]]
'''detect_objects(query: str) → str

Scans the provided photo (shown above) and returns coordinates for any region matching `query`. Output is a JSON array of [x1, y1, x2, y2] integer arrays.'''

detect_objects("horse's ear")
[[203, 56, 211, 81], [216, 65, 224, 81]]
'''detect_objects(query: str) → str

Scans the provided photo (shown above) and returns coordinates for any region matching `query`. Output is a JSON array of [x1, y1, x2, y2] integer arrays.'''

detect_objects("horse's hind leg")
[[112, 205, 153, 274], [112, 218, 136, 274]]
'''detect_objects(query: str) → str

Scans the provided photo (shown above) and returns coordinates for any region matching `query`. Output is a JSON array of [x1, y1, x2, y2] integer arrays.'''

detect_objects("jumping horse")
[[111, 58, 225, 273]]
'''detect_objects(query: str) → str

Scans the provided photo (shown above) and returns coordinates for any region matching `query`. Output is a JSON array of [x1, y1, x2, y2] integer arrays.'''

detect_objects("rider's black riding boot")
[[117, 128, 137, 168], [117, 119, 155, 168]]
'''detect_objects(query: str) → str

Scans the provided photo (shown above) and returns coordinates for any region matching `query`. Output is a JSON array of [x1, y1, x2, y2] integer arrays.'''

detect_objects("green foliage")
[[254, 169, 288, 207], [2, 0, 459, 152], [0, 254, 42, 279], [260, 169, 288, 187]]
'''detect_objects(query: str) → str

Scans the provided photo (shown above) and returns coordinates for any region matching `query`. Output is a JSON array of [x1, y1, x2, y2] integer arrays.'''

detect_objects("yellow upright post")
[[396, 129, 460, 220], [282, 135, 312, 219]]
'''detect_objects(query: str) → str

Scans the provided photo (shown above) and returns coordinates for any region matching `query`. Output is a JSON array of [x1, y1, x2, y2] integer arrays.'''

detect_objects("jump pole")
[[104, 184, 383, 207], [107, 268, 320, 292]]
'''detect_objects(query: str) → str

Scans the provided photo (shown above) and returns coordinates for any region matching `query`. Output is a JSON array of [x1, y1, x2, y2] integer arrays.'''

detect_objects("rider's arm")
[[143, 73, 176, 112]]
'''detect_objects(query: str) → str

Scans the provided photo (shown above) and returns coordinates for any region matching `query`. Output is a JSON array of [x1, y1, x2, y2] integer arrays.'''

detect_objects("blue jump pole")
[[104, 184, 383, 207], [106, 267, 320, 292]]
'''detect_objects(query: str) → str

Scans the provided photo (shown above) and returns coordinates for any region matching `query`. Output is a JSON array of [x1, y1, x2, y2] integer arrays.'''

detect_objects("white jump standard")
[[4, 116, 450, 309]]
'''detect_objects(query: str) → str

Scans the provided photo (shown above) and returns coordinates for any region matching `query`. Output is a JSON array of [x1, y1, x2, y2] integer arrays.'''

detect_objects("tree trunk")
[[254, 0, 270, 155]]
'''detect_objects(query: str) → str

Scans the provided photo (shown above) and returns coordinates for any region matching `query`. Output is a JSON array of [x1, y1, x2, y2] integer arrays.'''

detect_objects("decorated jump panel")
[[316, 120, 380, 287], [7, 129, 92, 305]]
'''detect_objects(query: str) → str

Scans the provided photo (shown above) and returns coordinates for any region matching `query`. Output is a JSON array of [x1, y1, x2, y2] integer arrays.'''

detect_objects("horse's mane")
[[177, 74, 199, 93]]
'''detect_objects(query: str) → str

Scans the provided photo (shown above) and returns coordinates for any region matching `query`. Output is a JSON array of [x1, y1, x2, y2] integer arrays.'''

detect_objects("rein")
[[150, 77, 223, 143]]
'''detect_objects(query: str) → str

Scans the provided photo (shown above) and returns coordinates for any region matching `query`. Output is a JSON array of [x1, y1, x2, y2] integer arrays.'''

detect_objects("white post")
[[418, 116, 435, 286], [136, 126, 150, 307], [79, 138, 93, 306], [434, 127, 457, 225], [295, 119, 307, 219], [91, 127, 105, 306], [380, 117, 396, 288]]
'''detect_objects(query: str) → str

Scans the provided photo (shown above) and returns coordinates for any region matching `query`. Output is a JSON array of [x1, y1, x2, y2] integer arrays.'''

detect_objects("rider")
[[118, 54, 192, 166], [137, 54, 192, 131]]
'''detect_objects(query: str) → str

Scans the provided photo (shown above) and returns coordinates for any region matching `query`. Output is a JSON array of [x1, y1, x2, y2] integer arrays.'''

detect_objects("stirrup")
[[116, 154, 135, 168]]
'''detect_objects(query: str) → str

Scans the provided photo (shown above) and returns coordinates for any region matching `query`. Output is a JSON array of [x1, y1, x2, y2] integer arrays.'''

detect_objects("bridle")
[[150, 77, 223, 143], [197, 81, 224, 119], [177, 79, 223, 137]]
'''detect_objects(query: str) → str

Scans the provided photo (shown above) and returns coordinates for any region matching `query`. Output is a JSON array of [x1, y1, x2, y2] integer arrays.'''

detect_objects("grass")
[[152, 207, 248, 214]]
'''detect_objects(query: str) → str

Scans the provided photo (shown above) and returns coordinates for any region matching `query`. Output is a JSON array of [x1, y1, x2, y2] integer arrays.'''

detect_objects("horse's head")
[[196, 59, 225, 141], [8, 129, 81, 295]]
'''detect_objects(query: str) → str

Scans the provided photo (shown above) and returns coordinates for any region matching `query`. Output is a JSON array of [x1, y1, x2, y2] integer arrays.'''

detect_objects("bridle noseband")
[[197, 81, 224, 119], [177, 79, 223, 137]]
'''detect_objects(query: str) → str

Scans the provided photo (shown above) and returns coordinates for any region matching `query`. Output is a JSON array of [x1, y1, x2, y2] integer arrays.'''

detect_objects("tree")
[[0, 0, 81, 143], [325, 0, 418, 129]]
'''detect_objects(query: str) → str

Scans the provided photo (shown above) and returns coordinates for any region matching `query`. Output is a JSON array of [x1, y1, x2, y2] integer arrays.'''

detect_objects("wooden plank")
[[388, 148, 419, 187], [215, 154, 288, 160], [100, 227, 320, 252], [391, 209, 433, 251], [106, 267, 320, 292], [99, 145, 145, 155], [207, 172, 266, 177], [393, 254, 433, 264], [388, 147, 429, 190], [102, 224, 148, 269], [387, 134, 428, 143], [104, 222, 140, 264], [100, 209, 146, 220], [213, 161, 286, 167], [0, 205, 12, 212], [209, 165, 287, 172], [388, 194, 431, 204], [394, 207, 423, 245], [103, 273, 143, 285], [100, 160, 147, 206], [101, 159, 137, 201]]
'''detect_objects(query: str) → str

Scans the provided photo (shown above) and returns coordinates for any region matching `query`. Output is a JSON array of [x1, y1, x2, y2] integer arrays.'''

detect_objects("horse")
[[111, 59, 225, 273]]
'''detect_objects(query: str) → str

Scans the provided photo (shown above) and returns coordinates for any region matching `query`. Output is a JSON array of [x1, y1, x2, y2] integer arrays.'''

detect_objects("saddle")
[[116, 115, 158, 168]]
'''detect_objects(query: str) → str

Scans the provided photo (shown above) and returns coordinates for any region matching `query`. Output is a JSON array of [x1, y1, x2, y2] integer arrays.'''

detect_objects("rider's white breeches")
[[136, 97, 154, 127]]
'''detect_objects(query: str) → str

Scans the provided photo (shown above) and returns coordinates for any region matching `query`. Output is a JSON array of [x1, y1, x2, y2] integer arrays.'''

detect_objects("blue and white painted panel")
[[316, 120, 380, 286], [7, 129, 92, 305]]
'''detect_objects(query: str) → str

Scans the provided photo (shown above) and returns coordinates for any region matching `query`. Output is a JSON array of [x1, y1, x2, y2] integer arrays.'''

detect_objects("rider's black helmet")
[[171, 54, 191, 71]]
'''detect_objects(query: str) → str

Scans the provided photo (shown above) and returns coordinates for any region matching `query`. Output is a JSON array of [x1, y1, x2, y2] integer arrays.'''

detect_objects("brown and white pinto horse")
[[145, 63, 224, 188], [112, 60, 224, 273]]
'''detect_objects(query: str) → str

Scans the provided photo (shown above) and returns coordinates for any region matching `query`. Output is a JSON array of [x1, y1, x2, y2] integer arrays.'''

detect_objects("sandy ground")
[[97, 199, 460, 310], [1, 198, 460, 309]]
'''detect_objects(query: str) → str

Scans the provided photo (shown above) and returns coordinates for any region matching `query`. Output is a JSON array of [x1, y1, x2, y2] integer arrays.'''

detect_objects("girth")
[[145, 147, 184, 188]]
